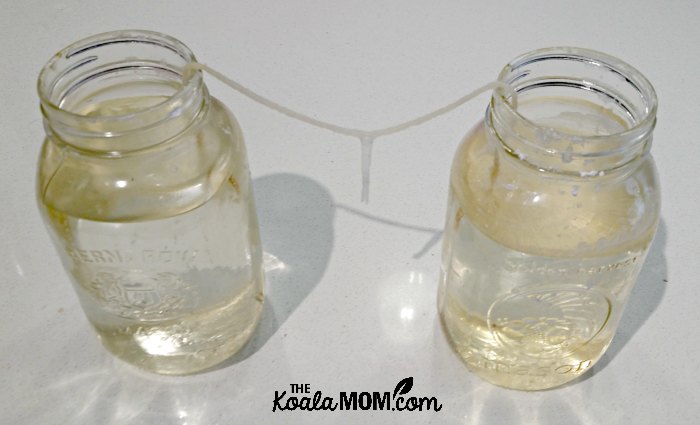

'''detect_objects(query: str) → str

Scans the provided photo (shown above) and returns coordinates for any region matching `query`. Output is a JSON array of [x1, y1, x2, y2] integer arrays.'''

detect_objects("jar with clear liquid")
[[438, 47, 660, 390], [36, 31, 264, 374]]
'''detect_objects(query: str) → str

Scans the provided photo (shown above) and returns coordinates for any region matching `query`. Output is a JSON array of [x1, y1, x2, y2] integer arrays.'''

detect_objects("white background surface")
[[1, 1, 699, 424]]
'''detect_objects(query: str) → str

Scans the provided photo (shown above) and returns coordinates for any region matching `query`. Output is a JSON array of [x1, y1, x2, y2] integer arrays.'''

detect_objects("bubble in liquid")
[[579, 170, 598, 177]]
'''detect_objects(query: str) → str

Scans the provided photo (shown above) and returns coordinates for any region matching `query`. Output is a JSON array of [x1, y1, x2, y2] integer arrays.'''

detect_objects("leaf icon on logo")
[[393, 377, 413, 398]]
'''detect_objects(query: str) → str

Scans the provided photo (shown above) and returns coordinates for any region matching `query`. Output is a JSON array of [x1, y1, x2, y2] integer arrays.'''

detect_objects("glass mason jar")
[[36, 30, 264, 375], [438, 47, 660, 390]]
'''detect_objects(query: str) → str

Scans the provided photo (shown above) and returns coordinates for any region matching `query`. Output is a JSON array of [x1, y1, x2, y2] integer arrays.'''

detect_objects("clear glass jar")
[[438, 47, 660, 390], [36, 30, 264, 375]]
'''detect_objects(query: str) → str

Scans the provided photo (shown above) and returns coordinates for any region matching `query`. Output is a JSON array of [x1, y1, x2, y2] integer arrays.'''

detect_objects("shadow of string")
[[334, 203, 442, 258], [184, 62, 518, 204]]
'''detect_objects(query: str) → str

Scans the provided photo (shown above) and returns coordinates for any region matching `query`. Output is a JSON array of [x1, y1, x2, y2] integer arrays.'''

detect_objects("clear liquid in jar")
[[439, 213, 649, 390], [439, 109, 655, 390], [39, 96, 264, 374]]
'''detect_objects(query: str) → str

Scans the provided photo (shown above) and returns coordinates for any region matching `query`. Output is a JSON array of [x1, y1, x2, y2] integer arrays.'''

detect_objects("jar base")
[[438, 296, 611, 391], [92, 288, 264, 375]]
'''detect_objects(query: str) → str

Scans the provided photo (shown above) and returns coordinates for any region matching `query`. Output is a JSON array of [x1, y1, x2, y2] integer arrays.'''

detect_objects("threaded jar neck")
[[37, 30, 206, 155], [488, 47, 657, 175]]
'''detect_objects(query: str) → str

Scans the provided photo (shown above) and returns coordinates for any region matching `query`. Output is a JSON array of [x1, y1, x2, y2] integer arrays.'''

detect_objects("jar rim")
[[37, 29, 202, 125], [494, 46, 658, 147]]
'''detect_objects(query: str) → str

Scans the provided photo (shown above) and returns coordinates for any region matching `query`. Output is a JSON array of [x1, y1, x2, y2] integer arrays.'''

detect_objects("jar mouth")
[[37, 30, 204, 152], [491, 47, 657, 167]]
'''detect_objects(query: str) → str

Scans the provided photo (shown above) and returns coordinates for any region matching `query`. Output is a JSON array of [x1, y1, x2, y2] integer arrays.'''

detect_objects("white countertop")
[[1, 1, 699, 423]]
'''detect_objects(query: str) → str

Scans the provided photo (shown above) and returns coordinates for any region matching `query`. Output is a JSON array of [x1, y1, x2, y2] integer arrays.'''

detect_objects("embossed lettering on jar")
[[438, 47, 660, 390], [37, 31, 264, 374]]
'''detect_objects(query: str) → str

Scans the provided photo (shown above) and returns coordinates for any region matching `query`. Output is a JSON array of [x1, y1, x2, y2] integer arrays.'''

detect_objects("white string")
[[359, 136, 373, 203], [184, 62, 518, 202]]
